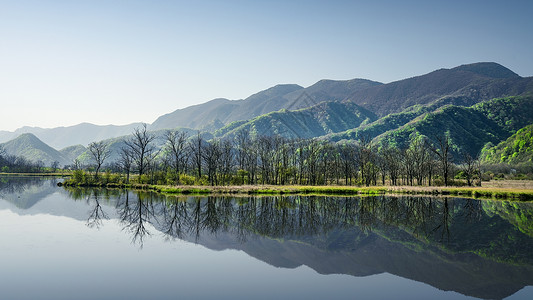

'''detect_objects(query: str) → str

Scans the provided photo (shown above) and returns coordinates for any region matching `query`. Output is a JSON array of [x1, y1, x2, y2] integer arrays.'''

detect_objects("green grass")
[[58, 178, 533, 201]]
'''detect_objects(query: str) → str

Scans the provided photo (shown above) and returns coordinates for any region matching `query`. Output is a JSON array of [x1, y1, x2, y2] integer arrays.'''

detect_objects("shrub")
[[179, 174, 196, 185], [165, 171, 179, 185], [72, 169, 87, 185]]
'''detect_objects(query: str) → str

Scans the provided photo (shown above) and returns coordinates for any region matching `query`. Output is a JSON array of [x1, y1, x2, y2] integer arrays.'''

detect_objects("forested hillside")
[[481, 124, 533, 165], [215, 101, 377, 139], [1, 133, 68, 166], [376, 95, 533, 156]]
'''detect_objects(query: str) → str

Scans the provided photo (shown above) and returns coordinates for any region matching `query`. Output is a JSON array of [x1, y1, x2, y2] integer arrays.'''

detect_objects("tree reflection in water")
[[64, 187, 533, 268], [86, 190, 108, 229]]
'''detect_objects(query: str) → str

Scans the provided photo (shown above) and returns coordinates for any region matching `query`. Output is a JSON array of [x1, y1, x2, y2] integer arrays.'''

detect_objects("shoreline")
[[0, 172, 67, 177], [58, 181, 533, 201]]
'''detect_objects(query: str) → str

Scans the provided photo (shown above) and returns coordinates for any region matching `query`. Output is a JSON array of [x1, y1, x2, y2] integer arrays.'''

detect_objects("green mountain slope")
[[59, 145, 87, 164], [1, 133, 69, 166], [328, 96, 484, 142], [375, 95, 533, 157], [215, 101, 377, 139], [480, 124, 533, 165]]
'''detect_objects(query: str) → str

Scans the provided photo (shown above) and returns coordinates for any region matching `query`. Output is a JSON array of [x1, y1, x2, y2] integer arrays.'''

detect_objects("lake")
[[1, 176, 532, 300]]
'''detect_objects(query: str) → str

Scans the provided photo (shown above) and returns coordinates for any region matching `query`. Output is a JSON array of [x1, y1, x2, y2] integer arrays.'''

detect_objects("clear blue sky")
[[1, 0, 532, 131]]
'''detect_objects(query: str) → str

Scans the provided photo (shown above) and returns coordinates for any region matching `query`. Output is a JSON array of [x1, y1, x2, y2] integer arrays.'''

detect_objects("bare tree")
[[164, 130, 189, 184], [190, 131, 203, 179], [124, 124, 156, 177], [357, 137, 377, 186], [432, 135, 452, 186], [382, 145, 401, 186], [257, 136, 274, 184], [118, 147, 133, 183], [338, 143, 356, 185], [408, 136, 431, 185], [88, 141, 110, 180], [202, 140, 221, 186], [235, 130, 249, 171], [73, 158, 82, 170], [244, 137, 258, 184], [219, 139, 234, 185], [461, 152, 479, 186], [51, 161, 60, 171], [86, 190, 108, 228]]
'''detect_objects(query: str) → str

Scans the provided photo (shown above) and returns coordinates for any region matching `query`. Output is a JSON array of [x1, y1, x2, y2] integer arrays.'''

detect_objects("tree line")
[[80, 124, 481, 187]]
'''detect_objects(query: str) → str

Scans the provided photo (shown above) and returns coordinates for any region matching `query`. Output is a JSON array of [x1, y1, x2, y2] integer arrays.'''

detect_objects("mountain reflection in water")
[[1, 177, 532, 299]]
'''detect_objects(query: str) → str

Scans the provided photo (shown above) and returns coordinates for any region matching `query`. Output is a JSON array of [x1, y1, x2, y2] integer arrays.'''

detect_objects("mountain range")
[[1, 62, 532, 166], [0, 122, 142, 150]]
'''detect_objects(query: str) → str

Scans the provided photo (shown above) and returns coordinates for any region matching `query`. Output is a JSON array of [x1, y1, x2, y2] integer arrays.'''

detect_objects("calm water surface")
[[1, 177, 532, 300]]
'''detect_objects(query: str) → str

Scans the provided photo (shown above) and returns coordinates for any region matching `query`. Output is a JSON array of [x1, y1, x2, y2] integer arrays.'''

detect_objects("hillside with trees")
[[1, 133, 68, 167], [375, 95, 533, 157], [481, 124, 533, 166], [214, 101, 377, 140]]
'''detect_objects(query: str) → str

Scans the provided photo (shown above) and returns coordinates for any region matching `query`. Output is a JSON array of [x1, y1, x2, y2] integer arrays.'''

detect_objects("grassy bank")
[[386, 186, 533, 201], [59, 180, 533, 201]]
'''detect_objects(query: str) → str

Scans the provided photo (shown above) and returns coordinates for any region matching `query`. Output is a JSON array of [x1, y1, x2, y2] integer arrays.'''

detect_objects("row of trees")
[[84, 124, 480, 187]]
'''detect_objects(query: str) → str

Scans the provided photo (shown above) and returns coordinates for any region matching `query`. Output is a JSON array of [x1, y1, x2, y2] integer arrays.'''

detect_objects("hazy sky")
[[1, 0, 532, 131]]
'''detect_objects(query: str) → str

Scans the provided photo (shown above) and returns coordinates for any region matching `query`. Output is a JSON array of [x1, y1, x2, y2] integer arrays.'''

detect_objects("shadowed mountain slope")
[[344, 62, 533, 116], [151, 79, 382, 131]]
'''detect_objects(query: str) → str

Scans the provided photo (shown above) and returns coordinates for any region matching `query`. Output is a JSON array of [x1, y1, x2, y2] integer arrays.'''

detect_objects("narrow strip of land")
[[59, 181, 533, 201]]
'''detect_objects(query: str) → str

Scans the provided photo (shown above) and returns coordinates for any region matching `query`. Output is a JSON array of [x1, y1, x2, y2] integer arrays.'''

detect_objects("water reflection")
[[1, 176, 533, 299], [63, 187, 533, 264], [0, 176, 58, 208], [62, 187, 533, 299]]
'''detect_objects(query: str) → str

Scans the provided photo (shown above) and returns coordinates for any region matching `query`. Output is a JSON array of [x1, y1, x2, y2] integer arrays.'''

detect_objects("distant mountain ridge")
[[1, 62, 532, 166], [0, 122, 143, 150], [343, 62, 532, 116], [1, 133, 70, 166], [150, 79, 382, 131]]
